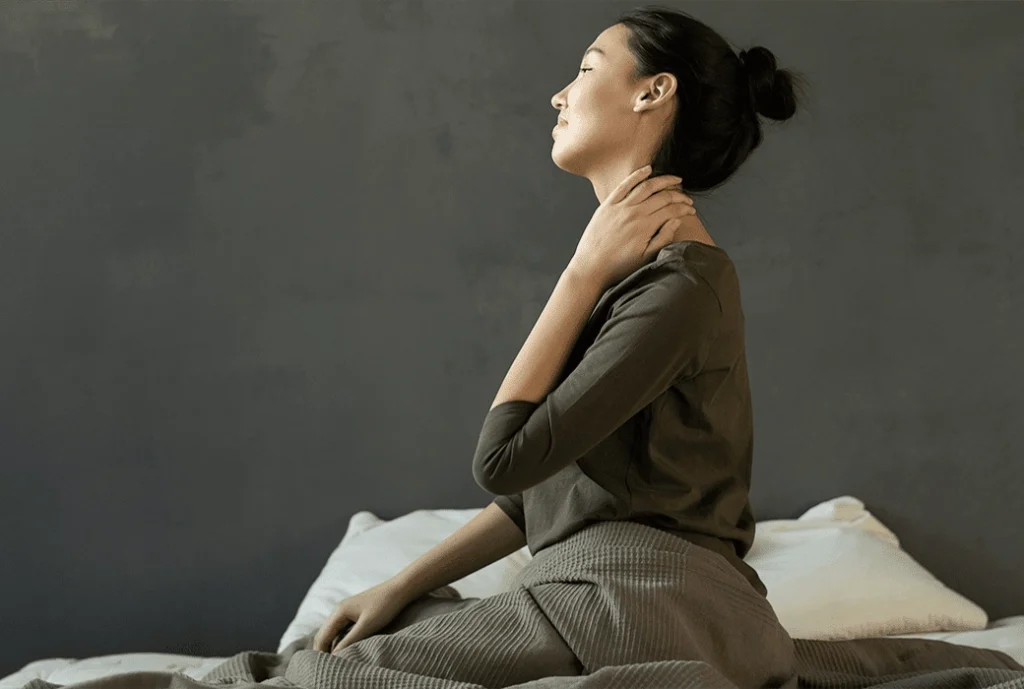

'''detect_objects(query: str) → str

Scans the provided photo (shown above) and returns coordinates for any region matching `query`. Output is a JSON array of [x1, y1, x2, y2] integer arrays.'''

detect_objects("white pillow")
[[279, 496, 988, 650], [747, 495, 989, 640], [277, 508, 532, 653]]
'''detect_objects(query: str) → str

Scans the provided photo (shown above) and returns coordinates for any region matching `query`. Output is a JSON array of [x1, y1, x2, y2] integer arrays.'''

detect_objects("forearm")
[[388, 502, 527, 602], [489, 266, 604, 410]]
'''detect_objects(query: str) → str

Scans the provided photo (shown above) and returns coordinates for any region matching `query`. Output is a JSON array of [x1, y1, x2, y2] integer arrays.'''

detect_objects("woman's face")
[[550, 23, 678, 202]]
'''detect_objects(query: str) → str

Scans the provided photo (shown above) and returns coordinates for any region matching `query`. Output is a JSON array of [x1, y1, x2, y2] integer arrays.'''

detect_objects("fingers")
[[650, 202, 697, 235], [607, 165, 655, 205], [660, 179, 692, 204], [313, 627, 329, 653], [662, 188, 694, 207], [314, 615, 349, 653], [673, 187, 695, 205], [624, 174, 691, 208], [673, 201, 698, 218], [639, 188, 694, 219], [330, 621, 360, 655], [643, 217, 684, 255]]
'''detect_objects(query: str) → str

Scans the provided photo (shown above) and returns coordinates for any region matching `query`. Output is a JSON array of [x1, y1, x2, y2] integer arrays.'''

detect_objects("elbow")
[[472, 448, 523, 495]]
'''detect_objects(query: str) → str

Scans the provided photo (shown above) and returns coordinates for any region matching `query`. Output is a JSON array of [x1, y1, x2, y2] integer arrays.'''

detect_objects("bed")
[[2, 495, 1022, 688]]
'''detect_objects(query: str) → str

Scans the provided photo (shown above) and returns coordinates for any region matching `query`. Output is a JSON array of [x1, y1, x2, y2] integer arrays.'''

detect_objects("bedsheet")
[[3, 613, 1024, 686]]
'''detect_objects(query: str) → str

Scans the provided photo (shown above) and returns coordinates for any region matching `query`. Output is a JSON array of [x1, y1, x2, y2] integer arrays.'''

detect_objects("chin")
[[550, 150, 586, 177]]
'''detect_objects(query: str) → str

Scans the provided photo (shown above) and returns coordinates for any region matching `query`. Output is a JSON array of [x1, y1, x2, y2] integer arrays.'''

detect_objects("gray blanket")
[[15, 521, 1024, 689]]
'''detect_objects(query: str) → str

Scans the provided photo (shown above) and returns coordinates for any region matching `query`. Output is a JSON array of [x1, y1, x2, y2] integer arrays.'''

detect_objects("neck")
[[671, 213, 716, 246]]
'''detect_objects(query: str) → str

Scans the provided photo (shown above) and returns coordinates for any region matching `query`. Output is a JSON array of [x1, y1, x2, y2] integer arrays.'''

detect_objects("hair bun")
[[738, 46, 800, 121]]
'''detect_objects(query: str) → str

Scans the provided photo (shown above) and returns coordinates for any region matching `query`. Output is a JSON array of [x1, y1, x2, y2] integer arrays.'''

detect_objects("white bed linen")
[[5, 497, 1019, 687], [3, 616, 1023, 688]]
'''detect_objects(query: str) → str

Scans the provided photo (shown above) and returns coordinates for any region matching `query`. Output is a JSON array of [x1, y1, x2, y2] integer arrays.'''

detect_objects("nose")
[[551, 89, 566, 113]]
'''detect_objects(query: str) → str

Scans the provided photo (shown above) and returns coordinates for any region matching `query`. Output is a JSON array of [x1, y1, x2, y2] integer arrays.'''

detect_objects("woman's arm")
[[473, 270, 721, 495], [388, 502, 527, 602], [387, 270, 599, 602], [489, 267, 605, 410]]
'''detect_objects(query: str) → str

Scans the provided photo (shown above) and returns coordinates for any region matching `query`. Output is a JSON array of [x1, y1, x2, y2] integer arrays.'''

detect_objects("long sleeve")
[[472, 271, 721, 495]]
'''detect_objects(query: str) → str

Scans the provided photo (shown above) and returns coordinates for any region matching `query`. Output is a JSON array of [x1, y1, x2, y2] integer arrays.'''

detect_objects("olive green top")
[[472, 240, 766, 598]]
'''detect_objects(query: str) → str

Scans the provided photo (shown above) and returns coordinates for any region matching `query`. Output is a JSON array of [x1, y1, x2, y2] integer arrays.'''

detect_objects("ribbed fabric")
[[510, 518, 795, 688], [14, 520, 1024, 689]]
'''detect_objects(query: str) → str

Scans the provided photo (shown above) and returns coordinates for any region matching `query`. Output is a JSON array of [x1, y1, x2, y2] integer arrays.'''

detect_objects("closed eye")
[[579, 68, 592, 73]]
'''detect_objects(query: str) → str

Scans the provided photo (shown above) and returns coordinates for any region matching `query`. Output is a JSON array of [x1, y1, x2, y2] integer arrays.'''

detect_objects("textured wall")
[[1, 0, 1021, 677]]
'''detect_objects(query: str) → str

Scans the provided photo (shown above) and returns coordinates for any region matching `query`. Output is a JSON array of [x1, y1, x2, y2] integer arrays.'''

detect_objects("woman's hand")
[[312, 579, 417, 655], [568, 165, 696, 291]]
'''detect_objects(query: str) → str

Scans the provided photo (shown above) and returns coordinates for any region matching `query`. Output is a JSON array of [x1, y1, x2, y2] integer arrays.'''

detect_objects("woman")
[[314, 5, 808, 688]]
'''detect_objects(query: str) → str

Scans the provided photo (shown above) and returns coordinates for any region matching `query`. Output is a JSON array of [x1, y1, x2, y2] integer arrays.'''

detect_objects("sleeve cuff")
[[491, 494, 526, 534]]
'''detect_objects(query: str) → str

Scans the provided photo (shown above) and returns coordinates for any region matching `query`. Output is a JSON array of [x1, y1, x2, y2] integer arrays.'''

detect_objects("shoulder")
[[608, 248, 723, 323]]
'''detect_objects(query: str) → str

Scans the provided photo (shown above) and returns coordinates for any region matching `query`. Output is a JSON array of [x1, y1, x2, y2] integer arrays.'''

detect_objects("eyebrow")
[[583, 47, 605, 59]]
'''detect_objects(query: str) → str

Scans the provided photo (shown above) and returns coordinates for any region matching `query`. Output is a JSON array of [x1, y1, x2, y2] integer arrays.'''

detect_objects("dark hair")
[[615, 4, 810, 193]]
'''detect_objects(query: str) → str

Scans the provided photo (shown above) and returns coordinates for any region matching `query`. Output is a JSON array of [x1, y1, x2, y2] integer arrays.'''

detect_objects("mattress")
[[3, 615, 1023, 688]]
